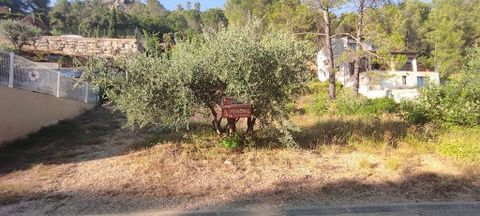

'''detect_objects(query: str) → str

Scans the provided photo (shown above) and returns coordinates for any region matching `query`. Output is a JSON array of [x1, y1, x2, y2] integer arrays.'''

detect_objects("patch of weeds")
[[222, 134, 240, 149], [385, 158, 402, 171], [436, 126, 480, 162]]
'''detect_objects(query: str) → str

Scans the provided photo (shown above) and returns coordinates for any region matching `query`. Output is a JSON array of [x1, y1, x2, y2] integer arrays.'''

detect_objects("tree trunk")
[[353, 0, 365, 95], [208, 104, 223, 135], [246, 117, 256, 134], [226, 118, 237, 136], [322, 8, 336, 100]]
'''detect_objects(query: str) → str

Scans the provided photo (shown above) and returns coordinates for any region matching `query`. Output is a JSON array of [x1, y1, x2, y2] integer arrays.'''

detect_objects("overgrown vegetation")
[[83, 21, 313, 146], [401, 47, 480, 126], [305, 81, 398, 117]]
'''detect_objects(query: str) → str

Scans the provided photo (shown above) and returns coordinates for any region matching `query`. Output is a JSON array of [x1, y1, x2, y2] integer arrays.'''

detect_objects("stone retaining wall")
[[22, 36, 142, 57]]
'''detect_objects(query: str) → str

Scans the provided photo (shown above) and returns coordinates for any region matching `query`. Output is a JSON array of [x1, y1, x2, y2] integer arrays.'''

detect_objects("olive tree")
[[83, 21, 313, 146], [202, 22, 313, 139], [0, 19, 41, 50]]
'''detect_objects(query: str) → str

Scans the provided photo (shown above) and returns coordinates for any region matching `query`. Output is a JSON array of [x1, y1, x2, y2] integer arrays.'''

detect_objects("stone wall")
[[22, 36, 142, 57]]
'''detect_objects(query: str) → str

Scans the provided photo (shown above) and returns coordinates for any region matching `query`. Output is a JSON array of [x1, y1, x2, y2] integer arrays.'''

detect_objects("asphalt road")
[[108, 202, 480, 216]]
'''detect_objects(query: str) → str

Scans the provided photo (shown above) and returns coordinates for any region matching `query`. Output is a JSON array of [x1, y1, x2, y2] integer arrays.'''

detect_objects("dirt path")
[[0, 107, 479, 215]]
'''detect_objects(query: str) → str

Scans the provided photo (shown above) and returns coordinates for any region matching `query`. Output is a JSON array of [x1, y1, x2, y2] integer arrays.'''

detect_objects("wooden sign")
[[222, 104, 252, 118]]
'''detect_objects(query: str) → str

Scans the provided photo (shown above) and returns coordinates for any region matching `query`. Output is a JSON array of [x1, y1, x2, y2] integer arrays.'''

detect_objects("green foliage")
[[336, 92, 398, 116], [401, 47, 480, 126], [365, 4, 407, 70], [201, 8, 228, 31], [141, 31, 162, 56], [306, 81, 397, 117], [222, 134, 240, 148], [107, 9, 118, 38], [225, 0, 320, 42], [0, 19, 41, 50], [82, 54, 193, 129], [305, 81, 336, 115], [426, 1, 464, 78]]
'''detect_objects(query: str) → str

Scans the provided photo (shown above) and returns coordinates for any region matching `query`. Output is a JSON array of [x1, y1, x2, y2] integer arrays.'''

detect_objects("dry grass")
[[0, 103, 479, 215]]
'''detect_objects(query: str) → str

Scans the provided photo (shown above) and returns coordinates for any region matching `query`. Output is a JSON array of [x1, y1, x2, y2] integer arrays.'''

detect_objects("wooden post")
[[226, 118, 236, 136]]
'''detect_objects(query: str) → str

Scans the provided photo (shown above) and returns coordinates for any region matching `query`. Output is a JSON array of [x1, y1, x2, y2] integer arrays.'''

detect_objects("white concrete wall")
[[0, 85, 95, 145], [378, 71, 440, 89], [358, 88, 421, 102]]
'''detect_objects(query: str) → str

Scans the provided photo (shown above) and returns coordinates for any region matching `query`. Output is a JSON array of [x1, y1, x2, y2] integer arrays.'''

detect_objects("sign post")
[[221, 97, 252, 135]]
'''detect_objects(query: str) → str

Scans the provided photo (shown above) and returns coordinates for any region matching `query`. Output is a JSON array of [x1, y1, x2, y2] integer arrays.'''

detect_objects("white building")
[[317, 37, 440, 102]]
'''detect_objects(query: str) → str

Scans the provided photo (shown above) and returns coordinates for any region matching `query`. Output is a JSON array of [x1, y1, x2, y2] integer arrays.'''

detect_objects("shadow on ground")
[[1, 172, 479, 215], [0, 107, 128, 174], [0, 106, 217, 175]]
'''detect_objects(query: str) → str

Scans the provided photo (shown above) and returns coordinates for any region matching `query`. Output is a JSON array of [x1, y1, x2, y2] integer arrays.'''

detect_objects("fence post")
[[56, 71, 60, 97], [84, 82, 89, 103], [8, 52, 14, 88]]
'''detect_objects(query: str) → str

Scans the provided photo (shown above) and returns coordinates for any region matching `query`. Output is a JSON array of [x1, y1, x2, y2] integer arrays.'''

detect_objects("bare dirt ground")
[[0, 107, 479, 215]]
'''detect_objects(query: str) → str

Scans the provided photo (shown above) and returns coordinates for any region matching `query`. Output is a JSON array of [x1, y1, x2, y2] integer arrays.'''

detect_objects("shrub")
[[309, 94, 329, 115], [367, 97, 398, 114], [336, 91, 398, 116], [0, 19, 41, 50], [305, 81, 341, 115], [222, 134, 240, 149], [306, 81, 398, 117]]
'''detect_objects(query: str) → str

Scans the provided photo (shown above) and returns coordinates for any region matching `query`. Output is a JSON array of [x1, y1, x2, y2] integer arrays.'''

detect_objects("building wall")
[[0, 85, 95, 145], [21, 36, 141, 57], [375, 71, 440, 89]]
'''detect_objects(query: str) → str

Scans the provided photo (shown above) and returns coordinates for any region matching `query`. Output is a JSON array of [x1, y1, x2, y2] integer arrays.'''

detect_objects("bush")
[[305, 81, 340, 115], [336, 91, 398, 116], [306, 81, 398, 117]]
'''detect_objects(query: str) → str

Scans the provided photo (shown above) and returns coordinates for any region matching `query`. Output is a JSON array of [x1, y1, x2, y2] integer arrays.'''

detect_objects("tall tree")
[[364, 3, 406, 70], [306, 0, 346, 99], [49, 0, 72, 33], [350, 0, 382, 94], [426, 0, 480, 78]]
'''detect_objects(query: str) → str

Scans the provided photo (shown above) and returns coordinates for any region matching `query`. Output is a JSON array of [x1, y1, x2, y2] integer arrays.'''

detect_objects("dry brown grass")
[[0, 105, 479, 215]]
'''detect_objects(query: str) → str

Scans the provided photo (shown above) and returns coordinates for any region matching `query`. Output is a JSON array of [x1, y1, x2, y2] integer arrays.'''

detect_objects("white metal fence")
[[0, 52, 98, 104]]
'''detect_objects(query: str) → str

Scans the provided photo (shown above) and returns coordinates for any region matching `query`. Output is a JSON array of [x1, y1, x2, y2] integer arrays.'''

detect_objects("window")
[[417, 76, 425, 87], [402, 75, 407, 85]]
